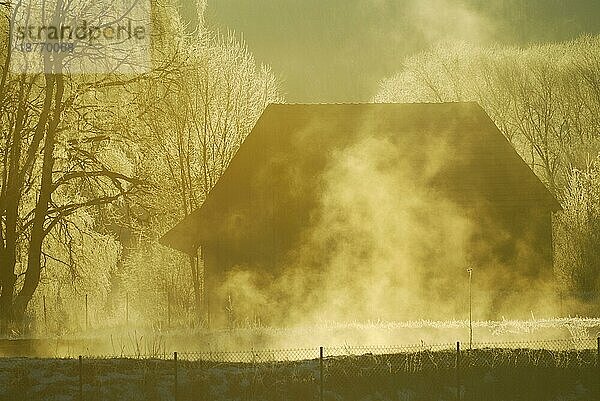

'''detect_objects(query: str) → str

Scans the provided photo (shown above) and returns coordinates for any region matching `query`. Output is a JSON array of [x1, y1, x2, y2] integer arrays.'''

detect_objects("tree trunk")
[[0, 81, 30, 330], [14, 74, 63, 323], [0, 249, 17, 331]]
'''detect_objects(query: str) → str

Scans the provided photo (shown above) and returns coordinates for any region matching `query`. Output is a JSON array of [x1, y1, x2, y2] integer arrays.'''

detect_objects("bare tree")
[[127, 11, 282, 325], [375, 39, 600, 196], [0, 0, 167, 330], [375, 37, 600, 301]]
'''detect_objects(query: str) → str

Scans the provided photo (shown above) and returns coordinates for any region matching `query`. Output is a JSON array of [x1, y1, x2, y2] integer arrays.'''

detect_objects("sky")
[[182, 0, 600, 103]]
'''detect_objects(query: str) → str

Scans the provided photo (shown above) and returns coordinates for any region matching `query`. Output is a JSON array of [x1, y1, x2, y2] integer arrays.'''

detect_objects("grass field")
[[2, 317, 600, 358], [0, 342, 597, 401], [0, 317, 598, 401]]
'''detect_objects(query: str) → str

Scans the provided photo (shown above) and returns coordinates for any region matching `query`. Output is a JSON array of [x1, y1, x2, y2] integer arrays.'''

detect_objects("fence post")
[[174, 351, 178, 401], [595, 336, 600, 397], [319, 346, 324, 401], [456, 341, 461, 401], [597, 337, 600, 399], [78, 355, 83, 401]]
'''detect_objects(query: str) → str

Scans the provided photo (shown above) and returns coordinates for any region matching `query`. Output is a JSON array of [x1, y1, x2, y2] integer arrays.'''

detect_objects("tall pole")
[[43, 295, 47, 332], [467, 268, 473, 349], [85, 294, 88, 331], [167, 288, 171, 329]]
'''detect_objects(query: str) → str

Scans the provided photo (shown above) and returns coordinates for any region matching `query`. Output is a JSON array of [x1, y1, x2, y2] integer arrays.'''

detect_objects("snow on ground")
[[0, 344, 597, 401]]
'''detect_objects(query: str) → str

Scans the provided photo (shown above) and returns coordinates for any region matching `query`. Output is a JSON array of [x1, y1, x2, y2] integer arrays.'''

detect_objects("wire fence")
[[1, 337, 599, 401]]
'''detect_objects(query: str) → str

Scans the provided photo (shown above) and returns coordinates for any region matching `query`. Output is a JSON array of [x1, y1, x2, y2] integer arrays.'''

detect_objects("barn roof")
[[160, 102, 562, 255]]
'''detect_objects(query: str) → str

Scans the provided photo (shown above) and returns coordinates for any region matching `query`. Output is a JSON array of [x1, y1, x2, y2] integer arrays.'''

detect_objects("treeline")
[[0, 0, 281, 333], [375, 36, 600, 304]]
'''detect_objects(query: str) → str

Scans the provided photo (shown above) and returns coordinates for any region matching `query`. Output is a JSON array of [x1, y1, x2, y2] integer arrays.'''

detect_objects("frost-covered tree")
[[554, 158, 600, 299], [0, 0, 168, 332], [108, 0, 282, 327], [0, 0, 280, 333], [375, 36, 600, 302], [375, 37, 600, 194]]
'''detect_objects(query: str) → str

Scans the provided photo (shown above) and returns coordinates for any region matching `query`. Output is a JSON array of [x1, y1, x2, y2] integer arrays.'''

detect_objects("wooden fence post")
[[597, 337, 600, 398], [456, 341, 461, 401], [320, 346, 324, 401], [78, 355, 83, 401], [174, 351, 178, 401], [597, 337, 599, 367]]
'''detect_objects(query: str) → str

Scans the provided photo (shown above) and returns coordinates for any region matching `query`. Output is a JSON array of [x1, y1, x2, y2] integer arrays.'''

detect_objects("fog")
[[212, 112, 562, 336]]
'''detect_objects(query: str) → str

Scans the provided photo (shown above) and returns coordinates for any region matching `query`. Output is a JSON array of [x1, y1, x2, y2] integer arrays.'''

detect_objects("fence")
[[1, 337, 599, 401]]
